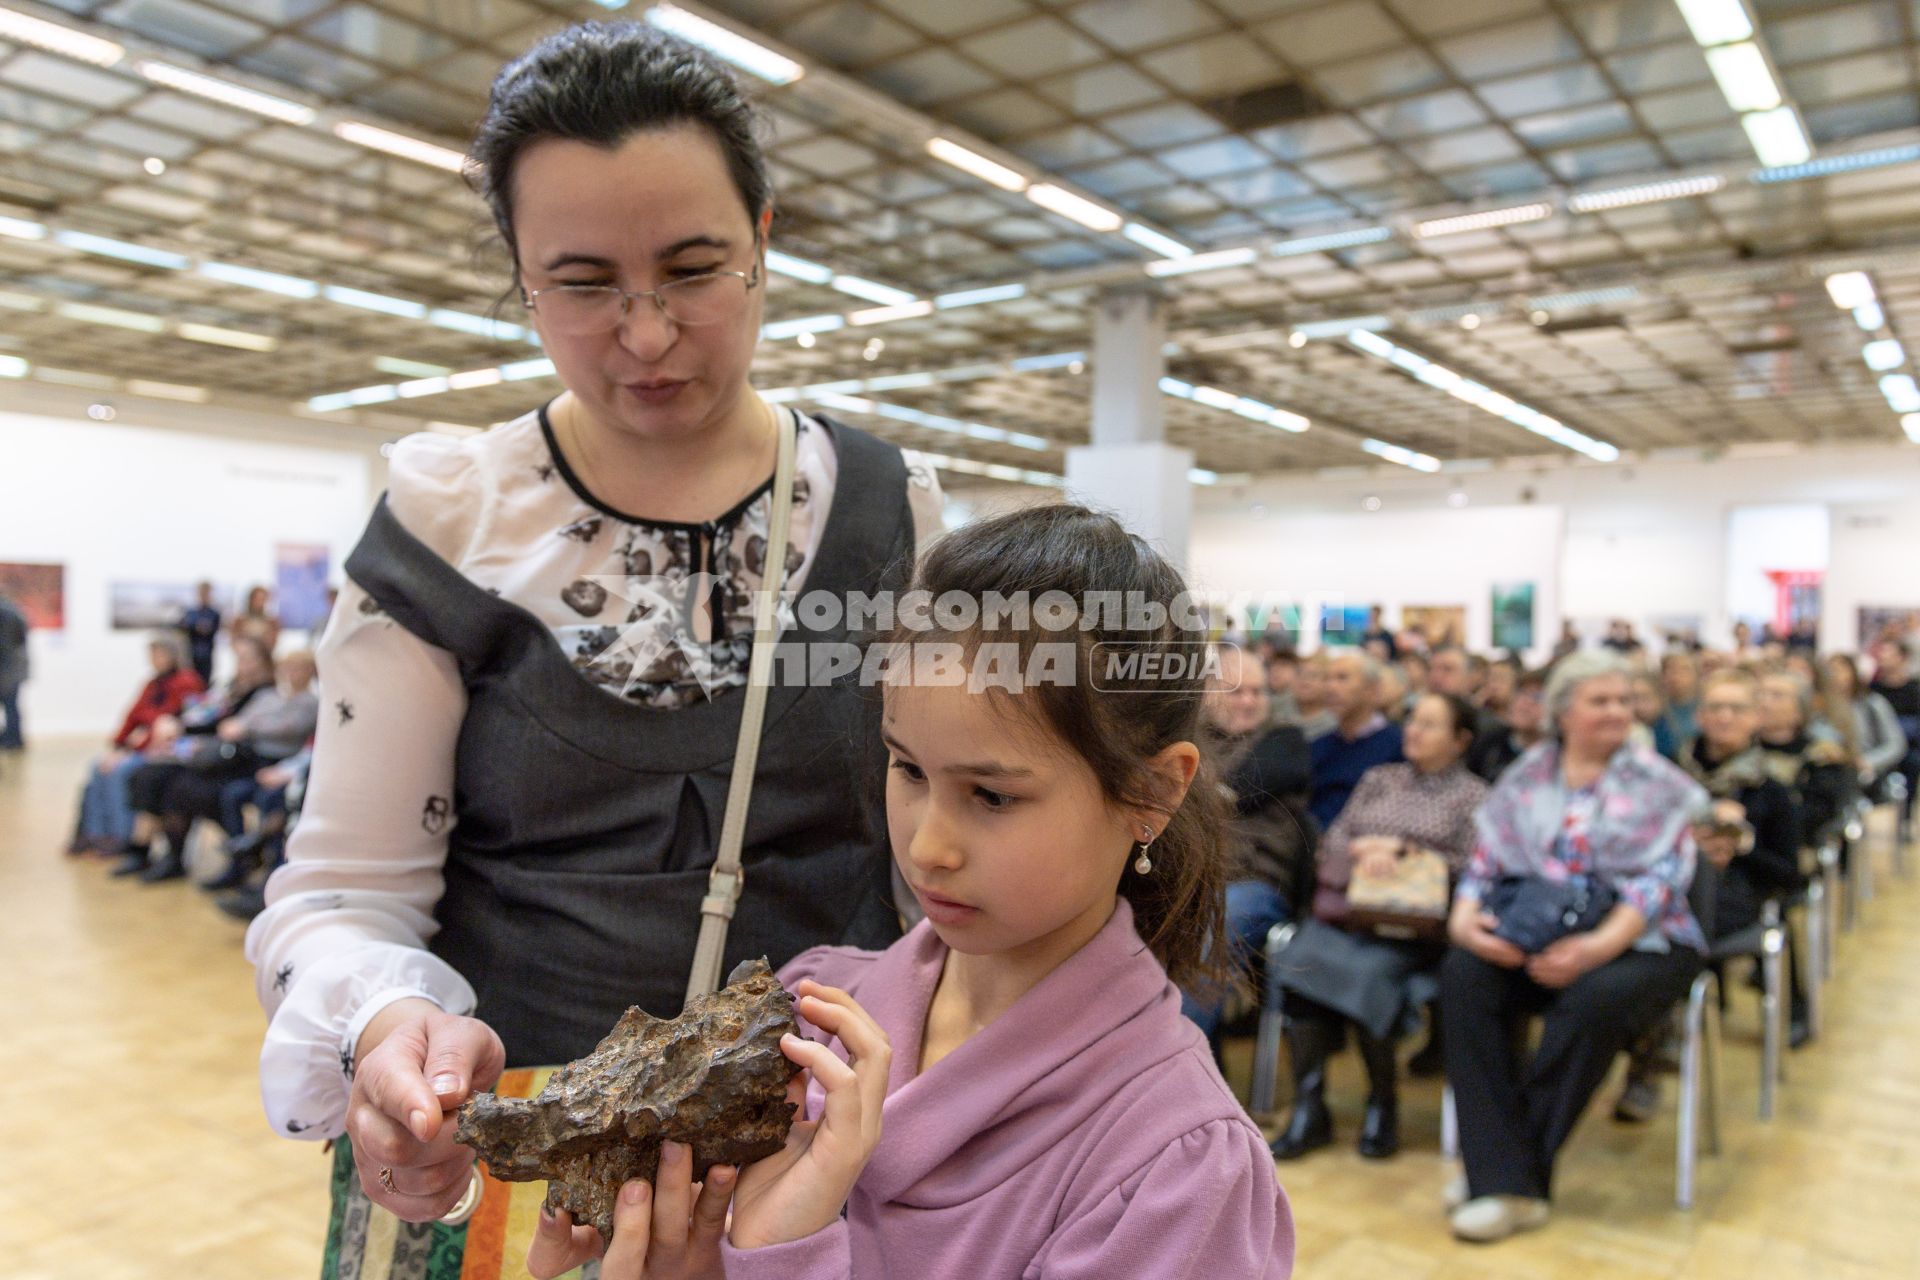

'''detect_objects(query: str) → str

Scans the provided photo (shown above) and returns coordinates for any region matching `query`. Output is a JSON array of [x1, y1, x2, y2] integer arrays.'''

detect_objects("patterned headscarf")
[[1476, 739, 1707, 882]]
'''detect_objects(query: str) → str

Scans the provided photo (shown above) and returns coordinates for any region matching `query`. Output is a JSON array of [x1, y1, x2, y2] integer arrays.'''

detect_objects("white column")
[[1066, 287, 1194, 569]]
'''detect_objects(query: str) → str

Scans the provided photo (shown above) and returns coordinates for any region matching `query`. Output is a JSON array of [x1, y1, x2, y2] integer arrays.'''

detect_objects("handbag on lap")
[[1341, 846, 1452, 941]]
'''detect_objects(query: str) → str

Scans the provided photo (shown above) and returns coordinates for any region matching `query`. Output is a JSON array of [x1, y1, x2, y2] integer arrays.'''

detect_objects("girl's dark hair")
[[1423, 691, 1480, 743], [891, 504, 1232, 993], [471, 22, 773, 283]]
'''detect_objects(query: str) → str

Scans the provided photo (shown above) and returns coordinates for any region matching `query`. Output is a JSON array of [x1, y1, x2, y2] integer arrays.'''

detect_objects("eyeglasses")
[[1700, 700, 1756, 715], [522, 263, 760, 335]]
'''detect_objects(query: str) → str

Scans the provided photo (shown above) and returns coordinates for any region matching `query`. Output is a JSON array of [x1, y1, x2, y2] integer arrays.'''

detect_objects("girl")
[[528, 504, 1294, 1277]]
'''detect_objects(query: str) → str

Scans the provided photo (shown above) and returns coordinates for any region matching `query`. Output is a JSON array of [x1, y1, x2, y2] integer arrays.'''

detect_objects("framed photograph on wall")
[[1491, 581, 1535, 651], [0, 562, 65, 630], [1318, 603, 1373, 645], [1402, 604, 1467, 650], [1858, 605, 1920, 650], [109, 581, 234, 632]]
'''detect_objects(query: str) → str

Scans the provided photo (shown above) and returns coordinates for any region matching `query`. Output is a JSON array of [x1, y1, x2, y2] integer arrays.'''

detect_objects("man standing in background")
[[0, 590, 28, 751], [178, 581, 221, 687]]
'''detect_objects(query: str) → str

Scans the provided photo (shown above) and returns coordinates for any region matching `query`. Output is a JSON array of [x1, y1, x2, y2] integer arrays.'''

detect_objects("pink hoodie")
[[719, 899, 1294, 1279]]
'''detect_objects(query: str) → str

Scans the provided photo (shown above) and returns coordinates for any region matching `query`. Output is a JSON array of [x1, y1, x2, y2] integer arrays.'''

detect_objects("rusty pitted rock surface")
[[454, 958, 798, 1241]]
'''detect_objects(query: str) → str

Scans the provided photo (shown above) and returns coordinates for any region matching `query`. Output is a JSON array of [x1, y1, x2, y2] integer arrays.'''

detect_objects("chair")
[[1886, 771, 1911, 878], [1249, 922, 1296, 1118]]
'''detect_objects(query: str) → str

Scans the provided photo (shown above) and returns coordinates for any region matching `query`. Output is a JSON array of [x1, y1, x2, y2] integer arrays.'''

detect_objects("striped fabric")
[[322, 1067, 600, 1280]]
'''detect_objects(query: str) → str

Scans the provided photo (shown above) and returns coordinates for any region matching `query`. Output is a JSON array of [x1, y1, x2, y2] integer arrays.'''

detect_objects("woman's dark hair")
[[890, 504, 1232, 993], [471, 22, 773, 283], [231, 634, 276, 687], [1423, 691, 1480, 744]]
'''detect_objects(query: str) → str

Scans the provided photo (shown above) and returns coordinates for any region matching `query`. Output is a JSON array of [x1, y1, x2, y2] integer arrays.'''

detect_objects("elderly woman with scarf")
[[1440, 650, 1707, 1244]]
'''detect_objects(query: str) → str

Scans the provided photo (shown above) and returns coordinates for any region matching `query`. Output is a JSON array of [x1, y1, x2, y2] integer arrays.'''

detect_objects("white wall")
[[1189, 441, 1920, 658], [0, 384, 388, 735]]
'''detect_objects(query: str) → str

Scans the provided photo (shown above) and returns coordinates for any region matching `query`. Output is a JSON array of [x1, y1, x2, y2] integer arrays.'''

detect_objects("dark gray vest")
[[345, 418, 914, 1066]]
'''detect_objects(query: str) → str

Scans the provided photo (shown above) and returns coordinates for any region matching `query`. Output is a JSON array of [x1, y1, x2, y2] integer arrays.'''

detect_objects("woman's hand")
[[728, 981, 890, 1252], [347, 997, 506, 1220], [527, 1142, 735, 1280], [1526, 933, 1605, 989], [1449, 899, 1525, 969]]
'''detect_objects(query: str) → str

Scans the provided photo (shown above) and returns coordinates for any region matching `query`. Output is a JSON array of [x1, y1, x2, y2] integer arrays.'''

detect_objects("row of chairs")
[[1247, 779, 1912, 1211]]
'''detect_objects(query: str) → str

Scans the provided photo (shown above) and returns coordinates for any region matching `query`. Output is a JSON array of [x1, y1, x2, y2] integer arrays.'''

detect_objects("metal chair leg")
[[1853, 802, 1875, 907], [1802, 895, 1825, 1042], [1703, 972, 1723, 1158], [1249, 923, 1294, 1117], [1677, 970, 1711, 1211], [1441, 1083, 1459, 1160], [1817, 842, 1842, 964], [1760, 910, 1785, 1120]]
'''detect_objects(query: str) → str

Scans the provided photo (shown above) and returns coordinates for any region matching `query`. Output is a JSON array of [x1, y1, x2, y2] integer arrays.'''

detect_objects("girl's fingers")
[[650, 1141, 694, 1258], [599, 1181, 655, 1277], [691, 1165, 735, 1246], [526, 1206, 604, 1280]]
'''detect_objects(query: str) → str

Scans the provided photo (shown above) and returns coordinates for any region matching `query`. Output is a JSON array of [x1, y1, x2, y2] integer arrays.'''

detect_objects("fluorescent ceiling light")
[[1751, 143, 1920, 184], [397, 376, 452, 399], [325, 285, 426, 319], [761, 313, 844, 339], [135, 60, 315, 125], [1704, 42, 1781, 112], [430, 308, 526, 341], [127, 379, 209, 402], [766, 251, 833, 284], [830, 275, 916, 306], [1675, 0, 1754, 46], [0, 7, 123, 65], [1415, 202, 1553, 238], [177, 322, 277, 351], [1880, 373, 1920, 414], [1567, 174, 1724, 213], [1742, 107, 1811, 168], [499, 358, 557, 381], [849, 300, 933, 326], [0, 289, 43, 310], [1346, 329, 1617, 461], [1270, 227, 1392, 257], [936, 283, 1026, 309], [0, 355, 29, 378], [863, 372, 936, 391], [1853, 302, 1886, 332], [309, 384, 400, 410], [1122, 223, 1192, 259], [52, 230, 188, 270], [332, 121, 466, 172], [1361, 438, 1442, 473], [1009, 351, 1084, 372], [1825, 272, 1875, 310], [1025, 183, 1123, 232], [1864, 339, 1906, 372], [374, 356, 450, 378], [1145, 247, 1257, 278], [1158, 376, 1308, 432], [57, 302, 166, 333], [1528, 285, 1639, 311], [645, 4, 802, 84], [1298, 315, 1387, 339], [36, 366, 115, 389], [198, 261, 318, 298], [927, 137, 1026, 192], [1903, 413, 1920, 444], [0, 215, 48, 240], [448, 368, 504, 391]]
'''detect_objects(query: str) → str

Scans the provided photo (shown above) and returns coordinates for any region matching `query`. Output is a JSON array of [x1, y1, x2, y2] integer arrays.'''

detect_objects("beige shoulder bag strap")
[[684, 407, 799, 1006]]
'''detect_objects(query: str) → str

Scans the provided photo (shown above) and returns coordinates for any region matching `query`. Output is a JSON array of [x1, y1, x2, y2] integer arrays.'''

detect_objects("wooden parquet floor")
[[4, 736, 1918, 1279]]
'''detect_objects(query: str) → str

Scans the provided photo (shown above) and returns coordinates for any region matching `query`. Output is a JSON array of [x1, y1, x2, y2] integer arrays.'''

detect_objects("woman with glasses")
[[245, 20, 943, 1234]]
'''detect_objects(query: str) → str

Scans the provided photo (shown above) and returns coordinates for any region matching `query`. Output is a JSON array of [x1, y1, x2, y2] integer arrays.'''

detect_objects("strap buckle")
[[700, 867, 743, 920]]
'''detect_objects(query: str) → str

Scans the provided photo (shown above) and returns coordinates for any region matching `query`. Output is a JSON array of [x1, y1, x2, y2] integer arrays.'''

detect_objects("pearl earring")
[[1134, 825, 1156, 875]]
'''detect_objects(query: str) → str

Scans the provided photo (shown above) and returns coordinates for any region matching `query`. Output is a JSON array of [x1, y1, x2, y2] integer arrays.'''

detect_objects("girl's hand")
[[526, 1142, 735, 1280], [728, 981, 890, 1252], [1451, 904, 1525, 969]]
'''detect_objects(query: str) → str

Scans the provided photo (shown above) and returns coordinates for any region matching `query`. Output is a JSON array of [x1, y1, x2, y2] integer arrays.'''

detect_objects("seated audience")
[[1182, 646, 1314, 1040], [1269, 693, 1486, 1161], [1289, 652, 1337, 740], [232, 585, 281, 654], [1441, 651, 1706, 1243], [1264, 647, 1301, 726], [1629, 672, 1678, 759], [1755, 672, 1855, 845], [1375, 663, 1413, 722], [206, 740, 313, 897], [1827, 654, 1908, 795], [115, 639, 299, 881], [1307, 652, 1404, 829], [1660, 650, 1701, 748], [1869, 637, 1920, 819], [68, 634, 206, 856], [1468, 669, 1547, 782]]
